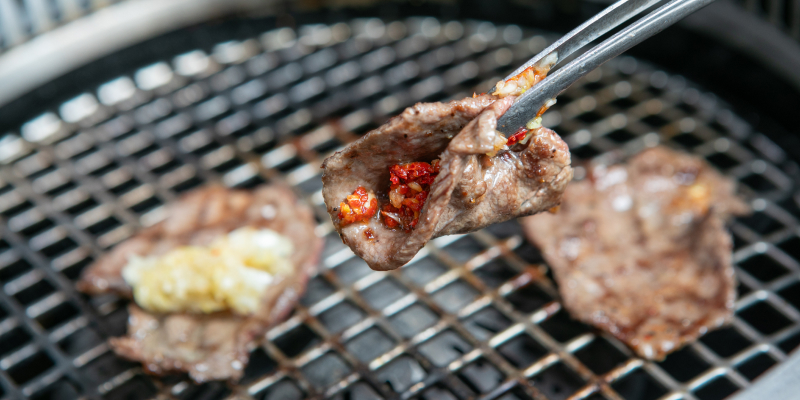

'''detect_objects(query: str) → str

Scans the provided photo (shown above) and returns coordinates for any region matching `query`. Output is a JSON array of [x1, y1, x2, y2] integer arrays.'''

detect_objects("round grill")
[[1, 17, 799, 400]]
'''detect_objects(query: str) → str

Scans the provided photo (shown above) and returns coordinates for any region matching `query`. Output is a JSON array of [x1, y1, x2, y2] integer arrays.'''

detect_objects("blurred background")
[[0, 0, 799, 156], [0, 0, 800, 399]]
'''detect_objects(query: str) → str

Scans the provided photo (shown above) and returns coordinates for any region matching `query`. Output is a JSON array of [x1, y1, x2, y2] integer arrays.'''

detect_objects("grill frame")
[[0, 17, 799, 400]]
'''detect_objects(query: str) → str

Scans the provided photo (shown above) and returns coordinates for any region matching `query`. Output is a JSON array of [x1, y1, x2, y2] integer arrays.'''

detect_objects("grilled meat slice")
[[111, 306, 251, 382], [322, 95, 572, 271], [524, 147, 748, 360], [78, 185, 321, 381]]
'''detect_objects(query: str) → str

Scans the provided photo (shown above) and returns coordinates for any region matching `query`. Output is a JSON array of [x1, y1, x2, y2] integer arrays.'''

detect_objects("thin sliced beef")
[[78, 185, 321, 381], [524, 147, 748, 360], [322, 95, 572, 271], [112, 306, 248, 381]]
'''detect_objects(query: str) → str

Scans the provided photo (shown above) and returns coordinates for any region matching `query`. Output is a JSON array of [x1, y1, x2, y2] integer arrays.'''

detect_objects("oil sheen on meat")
[[77, 185, 321, 381], [524, 147, 748, 360]]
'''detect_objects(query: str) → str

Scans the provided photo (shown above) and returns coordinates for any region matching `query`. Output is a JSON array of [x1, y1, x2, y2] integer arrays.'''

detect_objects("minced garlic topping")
[[122, 227, 294, 315]]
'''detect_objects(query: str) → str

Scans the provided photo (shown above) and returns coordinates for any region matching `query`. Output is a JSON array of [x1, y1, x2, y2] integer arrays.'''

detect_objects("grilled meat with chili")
[[524, 147, 748, 360], [322, 94, 572, 271]]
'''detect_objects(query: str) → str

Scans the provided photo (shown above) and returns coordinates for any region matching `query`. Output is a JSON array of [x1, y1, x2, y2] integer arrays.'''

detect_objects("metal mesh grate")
[[0, 0, 124, 52], [1, 17, 799, 400]]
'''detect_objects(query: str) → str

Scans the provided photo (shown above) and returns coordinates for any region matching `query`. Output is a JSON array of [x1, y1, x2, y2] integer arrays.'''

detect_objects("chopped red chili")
[[382, 160, 439, 231], [389, 162, 438, 186], [506, 126, 528, 146], [338, 186, 378, 226]]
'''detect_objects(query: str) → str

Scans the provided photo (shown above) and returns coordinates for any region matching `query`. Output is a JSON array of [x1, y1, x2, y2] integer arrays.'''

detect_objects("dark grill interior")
[[0, 0, 799, 54], [0, 17, 799, 400]]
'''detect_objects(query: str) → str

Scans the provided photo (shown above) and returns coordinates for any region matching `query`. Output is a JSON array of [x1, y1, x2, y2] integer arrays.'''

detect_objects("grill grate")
[[0, 0, 124, 52], [0, 17, 799, 400]]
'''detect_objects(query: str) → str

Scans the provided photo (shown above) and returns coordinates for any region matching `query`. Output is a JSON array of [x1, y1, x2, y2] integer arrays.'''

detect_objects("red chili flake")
[[382, 160, 439, 231], [390, 162, 435, 185], [364, 228, 375, 240], [507, 126, 528, 146], [338, 186, 378, 226]]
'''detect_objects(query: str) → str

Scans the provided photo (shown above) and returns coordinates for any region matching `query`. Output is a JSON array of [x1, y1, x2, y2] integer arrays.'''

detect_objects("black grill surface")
[[0, 18, 799, 400]]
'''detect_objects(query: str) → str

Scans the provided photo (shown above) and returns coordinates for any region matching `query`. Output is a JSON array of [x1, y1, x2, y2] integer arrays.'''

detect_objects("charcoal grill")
[[1, 2, 800, 399]]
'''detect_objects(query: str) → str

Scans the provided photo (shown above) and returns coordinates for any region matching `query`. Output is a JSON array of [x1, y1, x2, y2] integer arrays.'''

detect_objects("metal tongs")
[[495, 0, 715, 135]]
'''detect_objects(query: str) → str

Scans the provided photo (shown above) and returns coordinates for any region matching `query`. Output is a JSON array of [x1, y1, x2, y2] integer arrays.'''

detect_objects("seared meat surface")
[[112, 305, 248, 381], [524, 147, 747, 359], [78, 185, 321, 381], [322, 95, 572, 271]]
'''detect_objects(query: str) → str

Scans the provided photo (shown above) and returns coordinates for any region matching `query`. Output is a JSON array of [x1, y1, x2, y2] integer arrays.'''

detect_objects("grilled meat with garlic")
[[77, 185, 321, 382]]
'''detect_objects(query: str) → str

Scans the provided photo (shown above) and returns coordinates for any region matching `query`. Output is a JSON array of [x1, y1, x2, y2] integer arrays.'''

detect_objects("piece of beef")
[[322, 95, 572, 271], [524, 147, 748, 360], [77, 185, 321, 381]]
